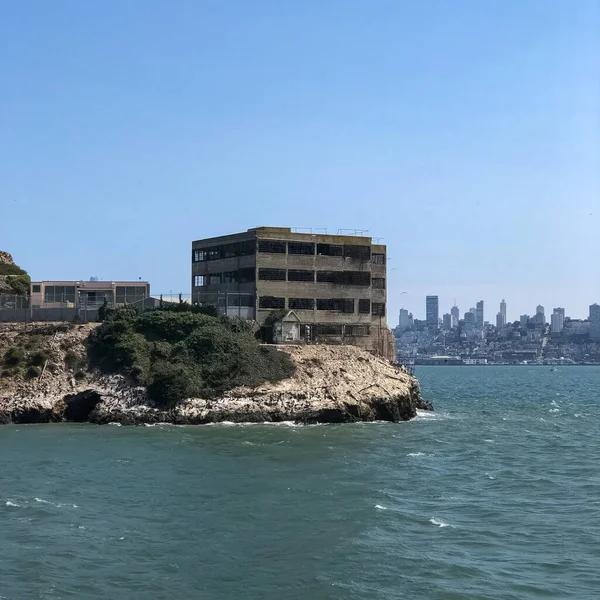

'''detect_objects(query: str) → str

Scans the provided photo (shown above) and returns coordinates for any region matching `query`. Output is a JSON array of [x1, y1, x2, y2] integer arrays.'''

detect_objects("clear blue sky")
[[1, 1, 598, 323]]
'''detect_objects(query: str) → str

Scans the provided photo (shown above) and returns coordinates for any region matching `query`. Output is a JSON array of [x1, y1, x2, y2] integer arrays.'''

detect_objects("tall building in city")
[[399, 308, 411, 330], [426, 296, 439, 329], [500, 299, 507, 327], [442, 313, 452, 330], [496, 312, 504, 330], [476, 300, 484, 328], [551, 307, 565, 333], [590, 303, 600, 342], [520, 314, 530, 327], [535, 305, 545, 325], [464, 310, 476, 326], [451, 304, 460, 324]]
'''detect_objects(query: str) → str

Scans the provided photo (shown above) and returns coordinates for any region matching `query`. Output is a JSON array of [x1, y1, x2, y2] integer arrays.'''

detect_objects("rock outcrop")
[[0, 322, 432, 425]]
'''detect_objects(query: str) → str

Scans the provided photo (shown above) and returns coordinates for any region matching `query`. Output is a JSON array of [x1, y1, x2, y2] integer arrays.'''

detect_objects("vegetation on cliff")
[[0, 254, 31, 296], [87, 306, 296, 406]]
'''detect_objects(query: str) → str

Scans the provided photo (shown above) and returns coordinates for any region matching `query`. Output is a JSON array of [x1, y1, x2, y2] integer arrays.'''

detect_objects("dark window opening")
[[317, 243, 343, 257], [237, 268, 255, 283], [288, 297, 315, 310], [359, 299, 371, 314], [222, 271, 237, 284], [344, 245, 371, 260], [32, 285, 41, 293], [316, 271, 344, 284], [207, 274, 221, 285], [372, 302, 386, 316], [344, 271, 371, 286], [372, 278, 386, 289], [44, 285, 76, 303], [316, 298, 354, 313], [259, 268, 286, 281], [258, 240, 286, 254], [259, 296, 285, 309], [221, 240, 256, 258], [372, 253, 385, 265], [316, 324, 343, 336], [227, 295, 255, 307], [288, 269, 315, 282], [288, 241, 315, 255], [345, 325, 371, 336]]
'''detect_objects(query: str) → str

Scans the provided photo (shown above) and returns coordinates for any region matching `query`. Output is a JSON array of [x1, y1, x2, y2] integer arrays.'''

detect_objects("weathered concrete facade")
[[192, 227, 395, 360]]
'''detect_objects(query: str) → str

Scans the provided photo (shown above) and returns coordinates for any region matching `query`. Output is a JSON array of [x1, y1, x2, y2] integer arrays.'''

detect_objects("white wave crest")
[[407, 452, 426, 457], [34, 497, 50, 504], [375, 504, 387, 510], [5, 501, 19, 507], [430, 517, 451, 528]]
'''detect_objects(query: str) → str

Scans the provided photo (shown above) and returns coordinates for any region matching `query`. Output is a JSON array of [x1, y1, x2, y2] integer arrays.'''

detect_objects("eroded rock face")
[[63, 390, 103, 422]]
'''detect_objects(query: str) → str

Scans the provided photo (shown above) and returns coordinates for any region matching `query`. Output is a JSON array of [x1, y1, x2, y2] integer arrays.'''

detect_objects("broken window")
[[288, 269, 315, 282], [372, 302, 386, 316], [237, 268, 255, 283], [316, 271, 344, 284], [344, 245, 371, 260], [288, 298, 315, 310], [222, 240, 256, 258], [372, 253, 385, 265], [316, 298, 354, 313], [359, 299, 371, 314], [259, 268, 286, 281], [345, 325, 371, 336], [259, 296, 285, 309], [316, 324, 343, 336], [372, 278, 386, 289], [316, 243, 343, 257], [288, 242, 315, 255], [344, 271, 371, 286], [258, 240, 286, 254], [194, 275, 205, 287]]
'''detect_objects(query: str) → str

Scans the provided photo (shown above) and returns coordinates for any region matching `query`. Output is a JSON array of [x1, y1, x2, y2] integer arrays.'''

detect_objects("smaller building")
[[30, 280, 150, 310]]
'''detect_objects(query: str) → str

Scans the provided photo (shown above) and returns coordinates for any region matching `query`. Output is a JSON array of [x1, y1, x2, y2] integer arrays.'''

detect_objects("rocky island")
[[0, 307, 431, 426]]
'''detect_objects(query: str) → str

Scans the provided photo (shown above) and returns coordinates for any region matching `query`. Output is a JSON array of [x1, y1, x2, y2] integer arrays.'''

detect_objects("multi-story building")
[[476, 300, 484, 329], [442, 313, 452, 330], [551, 307, 565, 333], [30, 280, 150, 309], [191, 227, 394, 358], [426, 296, 439, 330], [590, 304, 600, 342], [451, 304, 460, 324], [398, 308, 412, 330], [496, 312, 504, 330], [520, 314, 530, 327], [500, 299, 507, 327]]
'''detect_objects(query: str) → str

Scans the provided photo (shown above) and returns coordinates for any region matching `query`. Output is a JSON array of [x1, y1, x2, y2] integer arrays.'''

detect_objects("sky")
[[1, 0, 598, 324]]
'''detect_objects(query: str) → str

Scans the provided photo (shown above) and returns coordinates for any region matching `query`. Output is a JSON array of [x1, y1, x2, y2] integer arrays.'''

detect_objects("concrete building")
[[499, 299, 507, 328], [520, 314, 530, 327], [464, 310, 476, 326], [426, 296, 439, 330], [476, 300, 484, 329], [30, 280, 150, 309], [496, 312, 504, 330], [191, 227, 394, 359], [551, 307, 565, 333], [399, 308, 412, 330], [451, 304, 460, 324], [590, 304, 600, 342], [442, 313, 452, 330]]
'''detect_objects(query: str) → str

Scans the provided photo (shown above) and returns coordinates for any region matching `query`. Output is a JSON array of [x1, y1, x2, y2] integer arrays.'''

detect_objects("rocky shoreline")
[[0, 323, 432, 426]]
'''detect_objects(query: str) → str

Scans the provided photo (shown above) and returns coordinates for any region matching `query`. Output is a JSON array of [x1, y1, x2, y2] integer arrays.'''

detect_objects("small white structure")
[[273, 310, 301, 343]]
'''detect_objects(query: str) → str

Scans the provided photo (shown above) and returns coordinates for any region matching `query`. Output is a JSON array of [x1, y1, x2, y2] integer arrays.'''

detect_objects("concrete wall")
[[0, 308, 99, 323]]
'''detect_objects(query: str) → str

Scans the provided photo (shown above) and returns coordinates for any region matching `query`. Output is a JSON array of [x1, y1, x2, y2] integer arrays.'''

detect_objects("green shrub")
[[64, 350, 85, 371], [87, 307, 295, 407], [3, 347, 25, 367], [74, 370, 86, 381], [30, 350, 50, 367]]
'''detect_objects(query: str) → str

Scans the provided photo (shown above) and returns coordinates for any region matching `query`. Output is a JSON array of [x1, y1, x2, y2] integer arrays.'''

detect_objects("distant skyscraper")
[[500, 299, 507, 327], [451, 304, 460, 323], [590, 304, 600, 341], [551, 308, 565, 333], [399, 308, 411, 330], [426, 296, 439, 329], [535, 305, 545, 325], [443, 313, 452, 330], [520, 314, 530, 327], [464, 310, 476, 326], [476, 300, 484, 328], [496, 312, 504, 330]]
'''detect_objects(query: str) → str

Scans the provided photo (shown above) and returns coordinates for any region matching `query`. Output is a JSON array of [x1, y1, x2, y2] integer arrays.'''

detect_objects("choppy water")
[[1, 366, 599, 599]]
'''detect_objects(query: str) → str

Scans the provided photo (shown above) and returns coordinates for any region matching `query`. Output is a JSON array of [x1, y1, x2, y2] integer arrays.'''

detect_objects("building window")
[[194, 275, 205, 287], [193, 249, 207, 262], [288, 297, 315, 310], [288, 269, 315, 282], [259, 296, 285, 309], [316, 243, 343, 257], [258, 240, 286, 254], [237, 268, 256, 283], [372, 302, 386, 316], [227, 295, 255, 307], [345, 325, 371, 336], [288, 242, 315, 255], [258, 268, 286, 281], [206, 274, 221, 285], [32, 285, 41, 293], [344, 271, 371, 286], [116, 286, 147, 305], [44, 286, 76, 303], [344, 245, 371, 260], [316, 271, 344, 284], [372, 278, 386, 289], [316, 324, 343, 336], [372, 253, 385, 265], [222, 271, 237, 284], [316, 298, 354, 313], [221, 240, 256, 258], [359, 299, 371, 314]]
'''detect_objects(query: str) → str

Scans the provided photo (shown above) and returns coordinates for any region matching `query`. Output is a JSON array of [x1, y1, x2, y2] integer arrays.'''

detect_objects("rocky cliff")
[[0, 322, 431, 425]]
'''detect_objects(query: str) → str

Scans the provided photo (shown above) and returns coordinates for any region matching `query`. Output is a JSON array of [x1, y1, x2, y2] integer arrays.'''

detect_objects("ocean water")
[[1, 366, 599, 600]]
